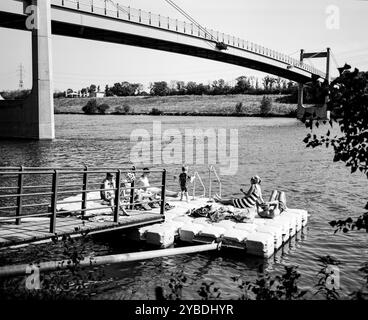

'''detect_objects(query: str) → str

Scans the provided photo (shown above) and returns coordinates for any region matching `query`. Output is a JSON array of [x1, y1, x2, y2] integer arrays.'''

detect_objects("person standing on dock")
[[177, 165, 195, 202]]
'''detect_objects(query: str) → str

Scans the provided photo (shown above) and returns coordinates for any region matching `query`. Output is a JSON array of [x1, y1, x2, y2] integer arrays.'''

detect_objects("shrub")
[[97, 103, 110, 114], [260, 96, 272, 116], [82, 99, 99, 114], [82, 99, 110, 114], [235, 102, 244, 114], [114, 104, 132, 114], [123, 104, 131, 113], [149, 108, 163, 115]]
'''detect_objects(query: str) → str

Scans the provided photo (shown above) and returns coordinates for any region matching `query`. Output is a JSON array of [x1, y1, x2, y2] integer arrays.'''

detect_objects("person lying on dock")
[[257, 190, 287, 218], [214, 175, 264, 209], [138, 168, 179, 198], [100, 173, 129, 216]]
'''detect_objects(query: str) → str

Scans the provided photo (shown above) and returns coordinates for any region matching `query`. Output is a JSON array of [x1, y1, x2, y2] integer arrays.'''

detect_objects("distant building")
[[89, 91, 105, 98], [65, 90, 79, 98], [0, 94, 4, 100]]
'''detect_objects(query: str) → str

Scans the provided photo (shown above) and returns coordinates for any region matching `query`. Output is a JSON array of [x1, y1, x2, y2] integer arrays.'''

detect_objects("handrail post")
[[104, 0, 107, 15], [192, 172, 197, 200], [167, 16, 170, 29], [77, 0, 80, 10], [128, 6, 131, 20], [176, 19, 178, 31], [139, 9, 141, 23], [81, 165, 88, 217], [117, 4, 119, 18], [149, 11, 151, 25], [208, 166, 212, 200], [91, 0, 94, 12], [158, 14, 161, 27], [114, 170, 122, 223], [183, 21, 186, 33], [160, 169, 166, 215], [129, 166, 135, 210], [16, 166, 24, 225], [50, 170, 59, 234]]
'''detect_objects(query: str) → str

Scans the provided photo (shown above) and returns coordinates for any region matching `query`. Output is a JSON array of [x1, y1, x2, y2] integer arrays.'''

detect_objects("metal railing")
[[51, 0, 326, 79], [192, 171, 206, 200], [208, 165, 222, 200], [0, 166, 167, 234]]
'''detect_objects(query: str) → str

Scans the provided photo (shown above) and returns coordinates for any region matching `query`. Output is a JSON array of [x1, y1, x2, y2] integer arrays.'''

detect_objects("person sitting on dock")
[[100, 173, 129, 216], [213, 175, 264, 209], [138, 168, 179, 198]]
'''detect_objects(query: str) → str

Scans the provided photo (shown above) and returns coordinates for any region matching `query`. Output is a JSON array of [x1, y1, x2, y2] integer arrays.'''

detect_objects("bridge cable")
[[105, 0, 130, 16], [330, 50, 341, 69], [163, 0, 218, 49], [163, 0, 216, 41]]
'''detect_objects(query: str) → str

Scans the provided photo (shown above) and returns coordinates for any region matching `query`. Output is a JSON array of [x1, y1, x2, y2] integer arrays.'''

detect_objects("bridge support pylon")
[[296, 48, 330, 121], [0, 0, 55, 140]]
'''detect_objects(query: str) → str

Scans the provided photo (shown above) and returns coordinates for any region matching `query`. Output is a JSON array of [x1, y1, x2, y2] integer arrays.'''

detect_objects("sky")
[[0, 0, 368, 91]]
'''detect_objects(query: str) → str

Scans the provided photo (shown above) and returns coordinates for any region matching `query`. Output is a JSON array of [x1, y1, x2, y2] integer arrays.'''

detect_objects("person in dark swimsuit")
[[178, 166, 194, 202]]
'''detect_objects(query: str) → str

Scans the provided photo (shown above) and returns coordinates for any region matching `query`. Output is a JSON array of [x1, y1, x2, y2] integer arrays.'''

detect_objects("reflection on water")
[[0, 114, 367, 299]]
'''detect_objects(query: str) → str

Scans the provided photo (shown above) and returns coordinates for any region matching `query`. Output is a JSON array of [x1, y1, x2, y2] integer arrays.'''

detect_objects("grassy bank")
[[54, 94, 297, 117]]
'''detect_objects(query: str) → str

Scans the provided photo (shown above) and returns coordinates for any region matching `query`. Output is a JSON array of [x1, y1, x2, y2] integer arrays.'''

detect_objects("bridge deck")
[[0, 209, 164, 248]]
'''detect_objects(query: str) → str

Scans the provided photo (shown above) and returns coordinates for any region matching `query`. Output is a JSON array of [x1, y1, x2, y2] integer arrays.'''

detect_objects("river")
[[0, 114, 367, 299]]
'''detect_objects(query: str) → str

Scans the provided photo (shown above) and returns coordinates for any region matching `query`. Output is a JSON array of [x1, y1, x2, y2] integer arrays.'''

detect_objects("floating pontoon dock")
[[0, 166, 309, 258]]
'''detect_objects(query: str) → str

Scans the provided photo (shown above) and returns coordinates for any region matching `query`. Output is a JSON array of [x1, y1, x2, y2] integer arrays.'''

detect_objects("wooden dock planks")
[[0, 211, 164, 248]]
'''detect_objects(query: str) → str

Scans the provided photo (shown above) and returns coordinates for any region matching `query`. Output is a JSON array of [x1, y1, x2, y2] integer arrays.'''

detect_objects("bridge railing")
[[0, 166, 167, 234], [52, 0, 325, 79]]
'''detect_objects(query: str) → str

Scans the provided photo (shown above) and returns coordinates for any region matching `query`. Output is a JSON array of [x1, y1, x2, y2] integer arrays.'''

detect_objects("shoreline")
[[54, 94, 298, 118], [55, 111, 296, 118]]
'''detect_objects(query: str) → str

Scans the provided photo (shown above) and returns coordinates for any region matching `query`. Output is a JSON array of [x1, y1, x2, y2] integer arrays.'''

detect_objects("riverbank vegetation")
[[55, 94, 297, 117]]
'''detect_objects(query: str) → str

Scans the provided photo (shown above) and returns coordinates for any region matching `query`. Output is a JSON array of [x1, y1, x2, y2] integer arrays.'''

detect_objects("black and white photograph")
[[0, 0, 367, 309]]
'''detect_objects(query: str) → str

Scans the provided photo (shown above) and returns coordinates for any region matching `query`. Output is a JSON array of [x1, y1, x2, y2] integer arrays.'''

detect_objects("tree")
[[150, 81, 169, 96], [104, 85, 113, 97], [186, 81, 198, 95], [235, 76, 251, 94], [89, 84, 97, 94], [303, 65, 368, 232]]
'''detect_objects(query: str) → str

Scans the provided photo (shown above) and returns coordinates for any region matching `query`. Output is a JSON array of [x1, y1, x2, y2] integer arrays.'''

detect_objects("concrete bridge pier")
[[0, 0, 54, 139]]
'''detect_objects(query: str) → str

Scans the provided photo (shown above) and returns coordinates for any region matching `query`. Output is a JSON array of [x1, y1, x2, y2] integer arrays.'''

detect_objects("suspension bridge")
[[0, 0, 332, 139]]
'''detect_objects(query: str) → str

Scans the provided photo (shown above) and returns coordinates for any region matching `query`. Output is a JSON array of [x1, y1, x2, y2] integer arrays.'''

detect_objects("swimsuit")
[[179, 172, 190, 192], [232, 185, 260, 208]]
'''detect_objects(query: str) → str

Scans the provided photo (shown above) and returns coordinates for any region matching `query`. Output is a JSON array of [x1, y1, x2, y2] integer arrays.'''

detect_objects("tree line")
[[102, 76, 298, 97], [1, 75, 321, 104]]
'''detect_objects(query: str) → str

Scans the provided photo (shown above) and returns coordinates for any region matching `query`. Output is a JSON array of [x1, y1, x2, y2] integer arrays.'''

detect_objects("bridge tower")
[[0, 0, 54, 139], [297, 48, 331, 120]]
